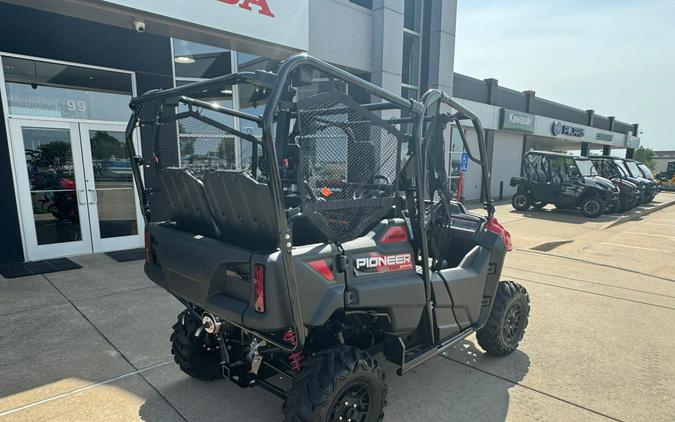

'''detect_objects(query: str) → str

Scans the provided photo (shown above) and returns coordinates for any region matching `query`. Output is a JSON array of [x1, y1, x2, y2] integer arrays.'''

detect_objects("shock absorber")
[[282, 329, 305, 371]]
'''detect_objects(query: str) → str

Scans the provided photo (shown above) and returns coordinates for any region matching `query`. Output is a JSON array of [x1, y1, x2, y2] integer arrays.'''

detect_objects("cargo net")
[[296, 91, 403, 243], [154, 112, 259, 179]]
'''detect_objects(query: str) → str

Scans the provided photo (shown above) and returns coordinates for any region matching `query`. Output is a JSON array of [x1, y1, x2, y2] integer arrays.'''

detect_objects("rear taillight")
[[308, 259, 335, 281], [144, 227, 151, 264], [253, 264, 265, 313]]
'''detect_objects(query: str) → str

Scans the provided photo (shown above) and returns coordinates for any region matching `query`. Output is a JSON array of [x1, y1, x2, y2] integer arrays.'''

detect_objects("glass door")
[[79, 123, 144, 253], [9, 119, 93, 260]]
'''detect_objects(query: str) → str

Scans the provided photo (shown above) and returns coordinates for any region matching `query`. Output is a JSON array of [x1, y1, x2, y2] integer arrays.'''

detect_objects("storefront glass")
[[22, 127, 82, 245], [3, 56, 132, 121]]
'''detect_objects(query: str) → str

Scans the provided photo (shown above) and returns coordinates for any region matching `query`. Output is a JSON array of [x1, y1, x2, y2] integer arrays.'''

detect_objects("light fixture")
[[175, 56, 195, 64]]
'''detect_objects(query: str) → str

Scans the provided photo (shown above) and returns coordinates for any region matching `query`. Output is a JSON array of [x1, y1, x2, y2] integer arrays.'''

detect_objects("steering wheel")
[[373, 175, 390, 185]]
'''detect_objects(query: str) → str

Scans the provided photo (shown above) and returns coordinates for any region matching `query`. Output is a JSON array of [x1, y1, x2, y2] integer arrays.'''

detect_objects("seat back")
[[159, 168, 219, 238], [202, 170, 277, 251]]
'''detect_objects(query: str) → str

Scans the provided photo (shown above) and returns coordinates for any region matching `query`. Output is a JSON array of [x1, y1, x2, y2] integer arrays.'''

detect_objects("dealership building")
[[0, 0, 640, 265]]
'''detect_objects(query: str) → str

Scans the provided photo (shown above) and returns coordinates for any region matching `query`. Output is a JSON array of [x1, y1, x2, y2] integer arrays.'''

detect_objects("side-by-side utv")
[[511, 151, 619, 217], [125, 54, 529, 421]]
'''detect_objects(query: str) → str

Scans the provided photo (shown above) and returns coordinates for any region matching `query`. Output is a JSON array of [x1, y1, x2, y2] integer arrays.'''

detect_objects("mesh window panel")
[[297, 91, 403, 242], [154, 112, 259, 179]]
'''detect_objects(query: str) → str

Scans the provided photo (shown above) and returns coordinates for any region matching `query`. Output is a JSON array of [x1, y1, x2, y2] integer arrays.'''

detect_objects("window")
[[401, 0, 423, 100], [2, 56, 132, 121], [173, 39, 232, 79], [172, 39, 288, 170], [349, 0, 372, 9], [404, 0, 422, 32]]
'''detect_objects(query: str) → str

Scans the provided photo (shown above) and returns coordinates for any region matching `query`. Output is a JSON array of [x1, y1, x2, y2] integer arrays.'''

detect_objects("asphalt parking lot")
[[1, 193, 674, 421]]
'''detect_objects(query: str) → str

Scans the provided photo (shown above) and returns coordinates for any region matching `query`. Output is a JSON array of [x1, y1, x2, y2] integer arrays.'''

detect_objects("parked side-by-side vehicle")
[[589, 157, 642, 212], [125, 54, 529, 421], [510, 151, 619, 217], [620, 158, 660, 202]]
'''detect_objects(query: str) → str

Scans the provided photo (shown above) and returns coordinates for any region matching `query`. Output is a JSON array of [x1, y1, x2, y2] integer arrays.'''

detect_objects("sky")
[[454, 0, 675, 151]]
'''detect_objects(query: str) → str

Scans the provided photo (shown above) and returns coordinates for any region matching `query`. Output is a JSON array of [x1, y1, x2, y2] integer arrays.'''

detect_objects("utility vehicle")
[[589, 157, 642, 212], [510, 151, 619, 217], [657, 161, 675, 191], [125, 54, 529, 421], [614, 157, 659, 203]]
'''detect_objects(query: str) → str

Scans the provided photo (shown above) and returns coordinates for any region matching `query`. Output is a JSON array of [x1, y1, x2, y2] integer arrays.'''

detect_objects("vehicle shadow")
[[137, 370, 282, 421], [138, 341, 530, 422], [509, 207, 617, 224], [381, 339, 530, 421]]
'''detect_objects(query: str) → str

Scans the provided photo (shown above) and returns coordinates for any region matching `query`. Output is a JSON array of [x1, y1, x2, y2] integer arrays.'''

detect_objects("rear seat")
[[202, 170, 278, 251], [159, 168, 220, 239]]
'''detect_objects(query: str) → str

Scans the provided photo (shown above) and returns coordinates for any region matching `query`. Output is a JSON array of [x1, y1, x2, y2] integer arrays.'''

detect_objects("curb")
[[604, 199, 675, 229]]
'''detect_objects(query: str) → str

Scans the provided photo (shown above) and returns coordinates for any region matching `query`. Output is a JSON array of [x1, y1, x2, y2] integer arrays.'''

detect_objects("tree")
[[180, 139, 195, 157], [90, 131, 126, 160], [634, 146, 656, 170]]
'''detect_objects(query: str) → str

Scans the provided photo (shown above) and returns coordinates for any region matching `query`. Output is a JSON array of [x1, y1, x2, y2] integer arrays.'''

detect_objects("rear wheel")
[[477, 281, 530, 356], [580, 196, 605, 218], [170, 310, 223, 380], [511, 193, 531, 211], [283, 346, 386, 422]]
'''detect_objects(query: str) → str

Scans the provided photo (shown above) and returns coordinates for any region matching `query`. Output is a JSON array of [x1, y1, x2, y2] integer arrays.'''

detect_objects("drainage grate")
[[0, 258, 81, 279], [530, 240, 573, 252]]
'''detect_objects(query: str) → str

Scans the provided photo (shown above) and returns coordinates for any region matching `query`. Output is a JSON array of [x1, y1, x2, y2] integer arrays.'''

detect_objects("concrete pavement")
[[0, 192, 674, 421]]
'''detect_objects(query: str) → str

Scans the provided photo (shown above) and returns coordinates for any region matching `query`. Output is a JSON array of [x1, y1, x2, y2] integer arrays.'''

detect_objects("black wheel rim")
[[584, 200, 599, 215], [515, 195, 527, 207], [503, 302, 523, 344], [329, 382, 372, 422]]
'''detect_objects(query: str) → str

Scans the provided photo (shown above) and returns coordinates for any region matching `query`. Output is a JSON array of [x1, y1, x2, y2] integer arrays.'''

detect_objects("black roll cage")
[[415, 89, 493, 345], [124, 55, 492, 351]]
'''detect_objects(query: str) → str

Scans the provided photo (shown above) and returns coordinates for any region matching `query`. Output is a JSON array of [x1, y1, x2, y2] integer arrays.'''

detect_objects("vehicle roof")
[[525, 150, 574, 158], [525, 151, 595, 162], [591, 155, 632, 161]]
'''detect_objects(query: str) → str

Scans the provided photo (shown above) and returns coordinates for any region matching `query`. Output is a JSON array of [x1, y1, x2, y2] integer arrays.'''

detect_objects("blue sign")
[[460, 152, 469, 172]]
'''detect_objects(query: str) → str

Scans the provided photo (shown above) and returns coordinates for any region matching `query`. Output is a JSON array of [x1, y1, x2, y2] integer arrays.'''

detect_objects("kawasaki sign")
[[500, 109, 535, 133], [100, 0, 309, 50]]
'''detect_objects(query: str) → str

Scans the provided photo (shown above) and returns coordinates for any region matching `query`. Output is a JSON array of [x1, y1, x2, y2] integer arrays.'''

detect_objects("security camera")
[[133, 20, 146, 33]]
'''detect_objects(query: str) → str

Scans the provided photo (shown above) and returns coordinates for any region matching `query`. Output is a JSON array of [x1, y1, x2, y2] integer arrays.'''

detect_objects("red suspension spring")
[[282, 329, 305, 371]]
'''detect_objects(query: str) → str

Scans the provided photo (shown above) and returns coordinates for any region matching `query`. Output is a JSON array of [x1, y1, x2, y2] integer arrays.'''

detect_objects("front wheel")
[[283, 346, 387, 422], [511, 192, 531, 211], [580, 196, 605, 218], [477, 281, 530, 356]]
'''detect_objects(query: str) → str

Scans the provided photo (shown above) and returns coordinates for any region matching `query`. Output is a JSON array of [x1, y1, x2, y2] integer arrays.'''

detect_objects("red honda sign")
[[217, 0, 274, 17]]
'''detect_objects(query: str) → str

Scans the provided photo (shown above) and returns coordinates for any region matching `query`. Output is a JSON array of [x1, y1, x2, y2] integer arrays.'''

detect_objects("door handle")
[[77, 189, 86, 205], [88, 189, 98, 204]]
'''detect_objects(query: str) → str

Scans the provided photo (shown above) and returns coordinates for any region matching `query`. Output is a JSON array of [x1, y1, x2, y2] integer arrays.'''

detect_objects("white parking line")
[[626, 232, 675, 240], [598, 242, 663, 252], [0, 360, 172, 418]]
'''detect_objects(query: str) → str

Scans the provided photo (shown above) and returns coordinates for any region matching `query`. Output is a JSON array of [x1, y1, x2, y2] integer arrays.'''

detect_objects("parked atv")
[[616, 158, 659, 203], [634, 160, 661, 201], [125, 54, 529, 421], [510, 151, 619, 218], [589, 157, 642, 212]]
